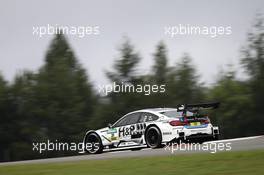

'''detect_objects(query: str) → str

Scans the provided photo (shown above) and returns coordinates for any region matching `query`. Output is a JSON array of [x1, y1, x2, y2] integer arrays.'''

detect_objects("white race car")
[[83, 102, 220, 154]]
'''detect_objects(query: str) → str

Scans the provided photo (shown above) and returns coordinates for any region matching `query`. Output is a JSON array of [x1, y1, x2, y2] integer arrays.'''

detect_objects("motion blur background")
[[0, 0, 264, 162]]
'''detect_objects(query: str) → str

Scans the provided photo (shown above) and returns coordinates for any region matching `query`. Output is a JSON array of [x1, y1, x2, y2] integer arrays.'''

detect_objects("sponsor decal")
[[119, 123, 146, 137], [110, 136, 118, 141], [184, 124, 208, 129], [107, 128, 117, 134], [163, 132, 172, 135]]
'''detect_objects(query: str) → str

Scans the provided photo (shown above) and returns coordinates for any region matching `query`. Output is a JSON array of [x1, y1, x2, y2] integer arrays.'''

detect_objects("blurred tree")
[[7, 71, 44, 161], [241, 15, 264, 134], [208, 67, 253, 138], [106, 38, 141, 83], [93, 38, 143, 126], [34, 33, 96, 145], [1, 34, 96, 161], [166, 54, 205, 105], [142, 41, 170, 107], [0, 74, 13, 161], [152, 41, 168, 84]]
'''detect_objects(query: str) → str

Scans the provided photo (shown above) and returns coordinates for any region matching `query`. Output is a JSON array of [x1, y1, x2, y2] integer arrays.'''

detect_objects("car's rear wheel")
[[85, 133, 103, 154], [145, 126, 162, 148]]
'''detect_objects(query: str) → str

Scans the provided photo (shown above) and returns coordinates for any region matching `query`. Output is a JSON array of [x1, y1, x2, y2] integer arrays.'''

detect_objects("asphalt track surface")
[[1, 135, 264, 166]]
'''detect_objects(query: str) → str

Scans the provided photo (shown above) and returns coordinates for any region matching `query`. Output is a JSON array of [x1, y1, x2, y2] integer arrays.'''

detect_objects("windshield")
[[160, 110, 193, 118]]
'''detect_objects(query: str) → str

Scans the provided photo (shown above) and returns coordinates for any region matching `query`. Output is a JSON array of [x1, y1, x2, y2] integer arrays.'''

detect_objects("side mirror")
[[108, 123, 112, 128]]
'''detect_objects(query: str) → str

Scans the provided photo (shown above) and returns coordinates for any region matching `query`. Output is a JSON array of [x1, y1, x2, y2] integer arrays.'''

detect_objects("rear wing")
[[176, 102, 220, 113]]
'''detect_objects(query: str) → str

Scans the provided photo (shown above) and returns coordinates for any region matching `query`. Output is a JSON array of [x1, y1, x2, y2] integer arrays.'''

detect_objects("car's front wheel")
[[84, 132, 103, 154], [145, 126, 162, 148]]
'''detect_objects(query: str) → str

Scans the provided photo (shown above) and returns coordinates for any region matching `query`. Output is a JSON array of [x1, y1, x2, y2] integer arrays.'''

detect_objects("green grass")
[[1, 150, 264, 175]]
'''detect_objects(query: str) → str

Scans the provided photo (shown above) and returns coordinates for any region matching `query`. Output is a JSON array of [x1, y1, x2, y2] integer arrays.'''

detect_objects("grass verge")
[[1, 150, 264, 175]]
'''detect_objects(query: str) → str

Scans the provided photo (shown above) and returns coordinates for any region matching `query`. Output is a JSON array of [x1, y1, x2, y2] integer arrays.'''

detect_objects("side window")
[[139, 112, 159, 123], [114, 112, 141, 127], [114, 116, 129, 127], [126, 112, 141, 125]]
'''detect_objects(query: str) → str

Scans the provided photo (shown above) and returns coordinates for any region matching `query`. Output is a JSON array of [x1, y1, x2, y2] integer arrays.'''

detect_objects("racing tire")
[[145, 126, 162, 149], [84, 132, 103, 154]]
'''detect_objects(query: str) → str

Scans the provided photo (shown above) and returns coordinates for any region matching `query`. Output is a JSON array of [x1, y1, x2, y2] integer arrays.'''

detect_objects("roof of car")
[[134, 108, 178, 113]]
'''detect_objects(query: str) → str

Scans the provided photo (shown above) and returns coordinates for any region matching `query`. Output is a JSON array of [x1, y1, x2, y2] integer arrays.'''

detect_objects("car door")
[[111, 112, 141, 146], [128, 112, 160, 144], [136, 112, 159, 141]]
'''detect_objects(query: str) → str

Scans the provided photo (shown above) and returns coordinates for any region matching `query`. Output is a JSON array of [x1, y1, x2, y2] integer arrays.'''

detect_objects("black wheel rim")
[[147, 129, 159, 146], [86, 134, 100, 153]]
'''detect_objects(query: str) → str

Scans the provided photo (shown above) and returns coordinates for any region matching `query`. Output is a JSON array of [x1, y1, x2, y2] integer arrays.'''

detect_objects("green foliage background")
[[0, 17, 264, 162]]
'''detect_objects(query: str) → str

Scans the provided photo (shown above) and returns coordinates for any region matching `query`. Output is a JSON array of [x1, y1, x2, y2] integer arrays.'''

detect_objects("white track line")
[[205, 135, 263, 143]]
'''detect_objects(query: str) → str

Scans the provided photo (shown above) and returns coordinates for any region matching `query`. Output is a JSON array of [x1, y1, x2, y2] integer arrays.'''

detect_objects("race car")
[[83, 102, 220, 154]]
